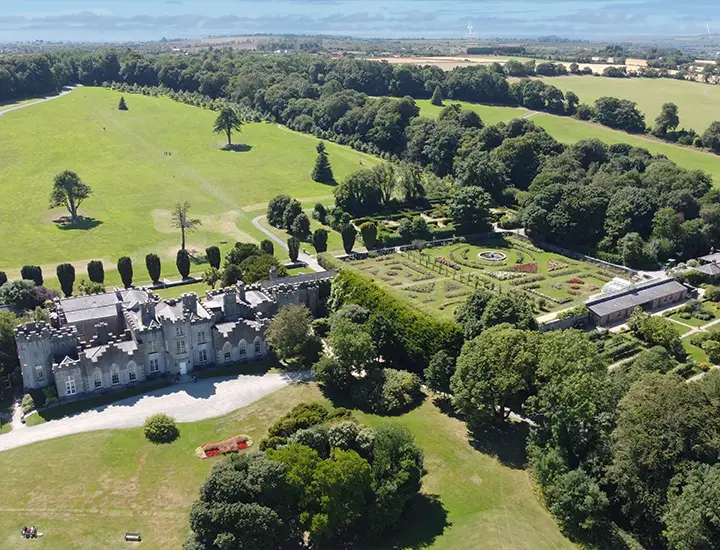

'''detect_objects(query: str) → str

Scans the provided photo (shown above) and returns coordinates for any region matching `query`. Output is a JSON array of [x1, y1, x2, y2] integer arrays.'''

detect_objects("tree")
[[702, 121, 720, 154], [313, 229, 329, 253], [312, 141, 335, 184], [226, 242, 261, 267], [288, 237, 300, 262], [213, 106, 243, 146], [87, 260, 104, 284], [118, 96, 128, 111], [145, 254, 161, 284], [171, 201, 202, 251], [334, 169, 381, 216], [545, 469, 610, 538], [654, 102, 679, 136], [565, 91, 579, 115], [448, 186, 491, 235], [268, 195, 292, 228], [0, 280, 36, 311], [56, 263, 76, 297], [205, 246, 221, 270], [359, 222, 378, 250], [260, 240, 274, 256], [0, 310, 20, 394], [143, 413, 179, 443], [451, 325, 538, 425], [291, 213, 311, 241], [78, 279, 105, 295], [49, 170, 91, 223], [202, 267, 220, 289], [117, 257, 133, 288], [0, 272, 6, 288], [266, 305, 313, 360], [424, 350, 455, 394], [341, 224, 357, 254], [20, 266, 43, 287], [176, 249, 191, 279], [313, 203, 327, 224], [374, 164, 396, 206], [430, 85, 443, 106], [239, 254, 287, 284]]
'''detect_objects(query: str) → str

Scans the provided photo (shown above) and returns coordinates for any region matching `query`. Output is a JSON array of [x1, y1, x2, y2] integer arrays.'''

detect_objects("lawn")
[[0, 383, 573, 550], [254, 212, 346, 259], [683, 338, 709, 363], [345, 236, 624, 320], [531, 75, 720, 134], [417, 100, 720, 184], [0, 87, 376, 273], [665, 318, 694, 335]]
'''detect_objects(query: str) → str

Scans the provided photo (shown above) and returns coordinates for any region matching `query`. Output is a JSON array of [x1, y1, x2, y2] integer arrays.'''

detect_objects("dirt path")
[[0, 86, 79, 118]]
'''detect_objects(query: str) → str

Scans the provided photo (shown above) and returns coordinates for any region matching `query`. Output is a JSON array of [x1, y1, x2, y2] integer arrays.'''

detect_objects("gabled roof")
[[585, 278, 687, 318]]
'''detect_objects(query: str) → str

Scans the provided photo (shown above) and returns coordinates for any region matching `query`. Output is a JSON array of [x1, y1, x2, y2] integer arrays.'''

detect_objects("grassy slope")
[[0, 87, 374, 271], [416, 99, 720, 184], [531, 75, 720, 134], [0, 383, 572, 550]]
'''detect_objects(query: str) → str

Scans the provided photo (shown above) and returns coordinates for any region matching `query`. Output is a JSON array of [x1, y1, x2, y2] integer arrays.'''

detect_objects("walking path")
[[10, 403, 25, 432], [0, 371, 309, 453], [251, 215, 324, 272], [0, 86, 78, 118]]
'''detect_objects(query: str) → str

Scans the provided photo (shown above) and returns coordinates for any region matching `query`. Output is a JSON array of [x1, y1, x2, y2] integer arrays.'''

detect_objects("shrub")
[[312, 318, 331, 337], [21, 265, 43, 286], [87, 260, 104, 284], [267, 402, 329, 438], [706, 286, 720, 302], [21, 394, 35, 414], [43, 386, 59, 406], [143, 413, 179, 443]]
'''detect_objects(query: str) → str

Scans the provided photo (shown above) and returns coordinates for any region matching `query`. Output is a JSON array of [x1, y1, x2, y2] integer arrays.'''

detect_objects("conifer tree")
[[311, 141, 334, 184]]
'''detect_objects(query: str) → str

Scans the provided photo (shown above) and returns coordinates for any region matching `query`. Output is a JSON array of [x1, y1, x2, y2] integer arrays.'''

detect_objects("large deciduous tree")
[[268, 195, 291, 228], [145, 254, 161, 284], [213, 107, 243, 146], [171, 201, 202, 251], [56, 263, 76, 297], [259, 240, 274, 256], [49, 170, 92, 223], [266, 304, 313, 360], [448, 186, 491, 235], [654, 102, 679, 136]]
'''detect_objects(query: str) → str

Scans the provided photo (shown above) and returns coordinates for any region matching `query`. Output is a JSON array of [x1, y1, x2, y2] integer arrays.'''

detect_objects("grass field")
[[0, 383, 573, 550], [0, 87, 376, 273], [531, 76, 720, 134], [418, 99, 720, 184], [345, 236, 624, 320]]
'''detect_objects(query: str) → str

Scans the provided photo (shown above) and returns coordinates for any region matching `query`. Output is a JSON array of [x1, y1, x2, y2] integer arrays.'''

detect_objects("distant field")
[[530, 76, 720, 133], [418, 100, 720, 184], [0, 87, 375, 272], [372, 55, 623, 74]]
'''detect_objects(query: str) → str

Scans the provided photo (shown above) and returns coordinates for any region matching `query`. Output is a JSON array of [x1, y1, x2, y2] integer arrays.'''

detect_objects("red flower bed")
[[511, 262, 538, 273], [196, 435, 253, 459], [566, 278, 585, 285]]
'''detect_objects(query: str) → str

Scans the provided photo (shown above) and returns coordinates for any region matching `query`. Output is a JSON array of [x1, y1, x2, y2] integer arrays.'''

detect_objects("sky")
[[0, 0, 719, 43]]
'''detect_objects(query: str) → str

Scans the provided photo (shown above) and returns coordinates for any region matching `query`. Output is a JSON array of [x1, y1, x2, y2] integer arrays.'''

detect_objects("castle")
[[15, 271, 333, 401]]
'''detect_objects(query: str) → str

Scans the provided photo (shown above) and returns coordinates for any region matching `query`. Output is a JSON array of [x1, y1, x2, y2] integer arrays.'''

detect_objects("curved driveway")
[[0, 372, 309, 453], [252, 215, 323, 272]]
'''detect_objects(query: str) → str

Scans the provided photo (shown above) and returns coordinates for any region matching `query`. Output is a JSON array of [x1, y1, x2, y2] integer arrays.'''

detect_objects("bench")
[[124, 532, 142, 542]]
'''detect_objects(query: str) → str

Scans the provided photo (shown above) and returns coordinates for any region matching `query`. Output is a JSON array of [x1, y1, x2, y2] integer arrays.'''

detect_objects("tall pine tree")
[[430, 86, 443, 107], [118, 96, 128, 111], [311, 141, 334, 184]]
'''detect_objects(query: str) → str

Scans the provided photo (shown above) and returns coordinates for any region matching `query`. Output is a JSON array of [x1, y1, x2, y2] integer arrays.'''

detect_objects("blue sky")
[[1, 0, 718, 42]]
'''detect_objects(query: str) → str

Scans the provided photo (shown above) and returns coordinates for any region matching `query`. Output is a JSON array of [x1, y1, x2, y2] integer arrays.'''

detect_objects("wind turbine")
[[467, 24, 475, 39]]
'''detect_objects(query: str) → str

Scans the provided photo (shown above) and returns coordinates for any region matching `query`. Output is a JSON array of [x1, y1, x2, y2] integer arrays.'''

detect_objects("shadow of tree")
[[468, 421, 530, 470], [53, 216, 103, 231], [357, 493, 451, 550], [221, 143, 252, 152]]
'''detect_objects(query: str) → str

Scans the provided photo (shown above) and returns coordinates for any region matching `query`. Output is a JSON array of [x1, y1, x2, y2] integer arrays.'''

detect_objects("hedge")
[[329, 270, 463, 372], [317, 253, 342, 270]]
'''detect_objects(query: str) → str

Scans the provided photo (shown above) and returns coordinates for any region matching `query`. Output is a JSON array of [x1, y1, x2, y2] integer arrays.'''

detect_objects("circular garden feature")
[[478, 251, 507, 262]]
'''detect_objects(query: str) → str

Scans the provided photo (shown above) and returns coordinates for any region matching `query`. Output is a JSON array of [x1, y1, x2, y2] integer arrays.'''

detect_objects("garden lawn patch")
[[683, 338, 709, 363], [0, 87, 375, 271], [0, 383, 572, 550], [665, 319, 693, 335]]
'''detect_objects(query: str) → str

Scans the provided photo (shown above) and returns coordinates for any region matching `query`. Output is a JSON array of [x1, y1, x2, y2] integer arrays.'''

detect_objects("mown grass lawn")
[[417, 99, 720, 184], [0, 87, 375, 272], [530, 75, 720, 134], [0, 383, 573, 550]]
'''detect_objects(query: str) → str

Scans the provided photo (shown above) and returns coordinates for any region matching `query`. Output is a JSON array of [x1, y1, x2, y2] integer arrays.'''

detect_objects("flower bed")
[[547, 260, 569, 272], [511, 262, 538, 273], [436, 257, 461, 271], [509, 274, 546, 286], [196, 435, 253, 459], [550, 269, 581, 279], [487, 270, 526, 281], [567, 278, 585, 285]]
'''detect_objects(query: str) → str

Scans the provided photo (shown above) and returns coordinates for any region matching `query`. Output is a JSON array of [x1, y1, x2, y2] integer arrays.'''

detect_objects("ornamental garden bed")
[[195, 435, 253, 459]]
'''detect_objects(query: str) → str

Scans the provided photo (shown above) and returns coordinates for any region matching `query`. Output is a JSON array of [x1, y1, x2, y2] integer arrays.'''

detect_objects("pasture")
[[345, 236, 626, 320], [531, 75, 720, 134], [0, 87, 374, 273], [417, 99, 720, 184], [0, 382, 573, 550]]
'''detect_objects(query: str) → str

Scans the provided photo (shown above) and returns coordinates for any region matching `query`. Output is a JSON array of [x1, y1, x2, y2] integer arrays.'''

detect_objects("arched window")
[[93, 369, 102, 389], [110, 365, 120, 386], [223, 341, 232, 363], [127, 361, 137, 382], [254, 337, 262, 357], [238, 339, 247, 360]]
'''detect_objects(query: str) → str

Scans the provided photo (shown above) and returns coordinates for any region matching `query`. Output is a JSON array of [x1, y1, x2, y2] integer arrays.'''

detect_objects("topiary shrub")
[[21, 394, 35, 414], [143, 413, 179, 443]]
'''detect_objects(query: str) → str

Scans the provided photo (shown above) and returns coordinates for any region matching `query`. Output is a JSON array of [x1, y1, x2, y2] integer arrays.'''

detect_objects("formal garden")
[[344, 236, 630, 320]]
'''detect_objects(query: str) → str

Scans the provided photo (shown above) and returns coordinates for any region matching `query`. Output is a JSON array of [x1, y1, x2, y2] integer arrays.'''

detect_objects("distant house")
[[585, 278, 688, 327]]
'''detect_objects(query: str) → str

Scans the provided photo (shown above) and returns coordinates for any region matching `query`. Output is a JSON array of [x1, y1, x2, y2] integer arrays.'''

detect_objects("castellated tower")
[[15, 322, 78, 390]]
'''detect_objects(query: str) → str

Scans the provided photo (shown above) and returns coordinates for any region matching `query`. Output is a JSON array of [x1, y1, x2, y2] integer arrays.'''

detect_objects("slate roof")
[[697, 263, 720, 276], [258, 270, 336, 290], [585, 279, 687, 318], [64, 304, 119, 324], [699, 252, 720, 264]]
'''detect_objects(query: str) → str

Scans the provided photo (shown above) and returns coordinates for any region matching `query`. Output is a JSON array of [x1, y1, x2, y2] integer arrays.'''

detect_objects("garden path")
[[0, 86, 79, 118], [251, 215, 324, 272], [0, 371, 310, 453]]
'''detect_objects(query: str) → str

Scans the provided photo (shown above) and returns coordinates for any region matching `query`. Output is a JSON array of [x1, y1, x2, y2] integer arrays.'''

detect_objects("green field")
[[0, 87, 376, 274], [0, 383, 572, 550], [532, 76, 720, 134], [345, 237, 624, 320], [418, 99, 720, 184]]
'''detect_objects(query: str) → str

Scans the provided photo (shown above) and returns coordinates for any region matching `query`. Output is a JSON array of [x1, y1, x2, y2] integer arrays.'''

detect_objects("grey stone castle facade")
[[15, 272, 333, 401]]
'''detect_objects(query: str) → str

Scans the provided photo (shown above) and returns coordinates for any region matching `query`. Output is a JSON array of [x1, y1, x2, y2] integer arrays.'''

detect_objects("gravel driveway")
[[0, 372, 309, 453]]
